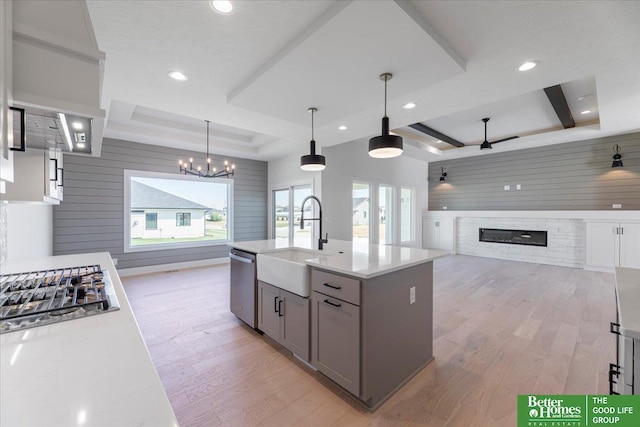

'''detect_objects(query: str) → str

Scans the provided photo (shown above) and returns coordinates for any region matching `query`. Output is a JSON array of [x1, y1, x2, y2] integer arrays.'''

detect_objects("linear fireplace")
[[479, 228, 547, 247]]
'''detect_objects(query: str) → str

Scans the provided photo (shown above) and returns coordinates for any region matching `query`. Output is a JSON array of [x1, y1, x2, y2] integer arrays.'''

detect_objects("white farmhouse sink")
[[257, 249, 319, 297]]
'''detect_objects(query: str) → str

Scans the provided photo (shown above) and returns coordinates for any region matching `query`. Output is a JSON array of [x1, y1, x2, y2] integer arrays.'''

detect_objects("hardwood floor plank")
[[122, 255, 616, 427]]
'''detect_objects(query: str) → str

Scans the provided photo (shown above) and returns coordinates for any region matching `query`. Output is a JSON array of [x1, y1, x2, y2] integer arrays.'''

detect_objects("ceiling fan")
[[479, 117, 519, 149]]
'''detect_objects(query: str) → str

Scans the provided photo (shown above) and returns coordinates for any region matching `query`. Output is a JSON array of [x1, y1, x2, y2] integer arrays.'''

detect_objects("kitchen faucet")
[[300, 195, 328, 250]]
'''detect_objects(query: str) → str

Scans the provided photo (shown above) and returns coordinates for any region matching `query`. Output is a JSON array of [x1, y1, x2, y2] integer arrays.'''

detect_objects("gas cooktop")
[[0, 264, 120, 334]]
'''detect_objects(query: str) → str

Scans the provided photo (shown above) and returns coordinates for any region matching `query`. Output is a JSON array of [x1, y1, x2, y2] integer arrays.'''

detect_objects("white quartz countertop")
[[615, 267, 640, 340], [0, 252, 178, 427], [230, 239, 449, 279]]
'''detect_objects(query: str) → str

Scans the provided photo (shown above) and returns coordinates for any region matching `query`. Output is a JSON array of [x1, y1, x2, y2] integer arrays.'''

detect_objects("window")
[[272, 185, 314, 246], [176, 213, 191, 227], [125, 170, 233, 252], [352, 182, 370, 244], [352, 181, 414, 245], [145, 213, 157, 230]]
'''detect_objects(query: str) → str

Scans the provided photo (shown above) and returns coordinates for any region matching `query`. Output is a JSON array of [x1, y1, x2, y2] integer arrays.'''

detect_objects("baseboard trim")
[[117, 257, 230, 277], [583, 265, 615, 273]]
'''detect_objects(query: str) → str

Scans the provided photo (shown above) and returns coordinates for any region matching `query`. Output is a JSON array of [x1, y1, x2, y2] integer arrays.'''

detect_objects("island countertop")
[[230, 239, 449, 279], [0, 252, 178, 427], [615, 267, 640, 340]]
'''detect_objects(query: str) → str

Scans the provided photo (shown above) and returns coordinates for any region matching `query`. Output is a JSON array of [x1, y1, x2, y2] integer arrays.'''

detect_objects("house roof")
[[353, 197, 368, 210], [131, 181, 210, 210]]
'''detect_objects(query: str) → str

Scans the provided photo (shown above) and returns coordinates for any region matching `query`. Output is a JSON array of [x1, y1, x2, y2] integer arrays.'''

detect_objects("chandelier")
[[179, 120, 235, 178]]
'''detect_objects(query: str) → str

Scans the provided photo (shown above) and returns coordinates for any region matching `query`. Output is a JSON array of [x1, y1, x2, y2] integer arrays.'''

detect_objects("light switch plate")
[[612, 204, 622, 209], [504, 185, 510, 191], [443, 206, 448, 210], [410, 286, 416, 304], [516, 184, 521, 190]]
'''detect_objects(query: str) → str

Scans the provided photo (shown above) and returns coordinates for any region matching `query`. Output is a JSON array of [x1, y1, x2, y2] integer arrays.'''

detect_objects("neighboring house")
[[352, 197, 369, 225], [130, 181, 211, 239]]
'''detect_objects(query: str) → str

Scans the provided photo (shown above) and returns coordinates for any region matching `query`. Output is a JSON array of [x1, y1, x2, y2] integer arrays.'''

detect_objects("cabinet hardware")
[[620, 227, 624, 235], [610, 322, 621, 335], [229, 253, 254, 263], [609, 363, 621, 395], [274, 296, 279, 313], [58, 168, 64, 187], [278, 299, 283, 317], [324, 299, 341, 308], [323, 283, 342, 290], [50, 158, 58, 182]]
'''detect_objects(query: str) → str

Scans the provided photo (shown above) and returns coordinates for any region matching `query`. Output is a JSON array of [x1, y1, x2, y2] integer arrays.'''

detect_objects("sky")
[[133, 177, 228, 210]]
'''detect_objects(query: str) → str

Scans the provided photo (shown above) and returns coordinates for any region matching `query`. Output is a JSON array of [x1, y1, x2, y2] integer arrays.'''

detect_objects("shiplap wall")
[[53, 138, 267, 269], [429, 132, 640, 210]]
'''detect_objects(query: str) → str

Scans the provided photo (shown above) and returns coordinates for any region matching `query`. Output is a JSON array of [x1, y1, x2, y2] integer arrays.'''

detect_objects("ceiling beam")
[[408, 122, 465, 147], [543, 85, 575, 129]]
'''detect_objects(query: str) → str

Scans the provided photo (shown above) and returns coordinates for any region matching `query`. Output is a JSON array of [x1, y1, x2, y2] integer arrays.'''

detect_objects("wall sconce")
[[439, 166, 447, 182], [612, 145, 623, 168]]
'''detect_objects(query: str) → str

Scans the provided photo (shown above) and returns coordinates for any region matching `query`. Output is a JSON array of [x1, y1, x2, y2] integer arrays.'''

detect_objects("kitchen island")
[[230, 239, 448, 410], [0, 252, 178, 427]]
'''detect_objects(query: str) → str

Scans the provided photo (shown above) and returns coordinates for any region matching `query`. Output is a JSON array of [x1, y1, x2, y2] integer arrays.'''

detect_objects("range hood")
[[12, 0, 106, 156]]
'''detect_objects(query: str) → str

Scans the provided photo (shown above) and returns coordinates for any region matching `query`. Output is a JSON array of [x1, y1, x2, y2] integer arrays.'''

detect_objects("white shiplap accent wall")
[[456, 217, 585, 268]]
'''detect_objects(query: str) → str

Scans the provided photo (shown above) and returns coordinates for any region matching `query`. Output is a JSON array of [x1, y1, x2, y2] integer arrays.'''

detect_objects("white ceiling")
[[86, 0, 640, 163]]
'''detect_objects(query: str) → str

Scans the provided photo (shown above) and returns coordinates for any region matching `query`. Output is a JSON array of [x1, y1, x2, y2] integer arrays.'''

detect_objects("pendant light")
[[300, 107, 326, 171], [178, 120, 235, 178], [369, 72, 403, 158], [612, 144, 623, 168]]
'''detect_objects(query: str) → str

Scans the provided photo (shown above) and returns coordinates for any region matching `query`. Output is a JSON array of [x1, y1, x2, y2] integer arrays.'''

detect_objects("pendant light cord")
[[484, 120, 487, 142], [311, 109, 314, 140], [206, 120, 210, 158], [384, 77, 388, 118]]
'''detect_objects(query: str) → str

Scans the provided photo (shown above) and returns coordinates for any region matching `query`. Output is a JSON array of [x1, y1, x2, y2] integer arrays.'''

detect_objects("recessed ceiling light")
[[518, 61, 539, 71], [402, 102, 416, 109], [338, 125, 347, 131], [581, 110, 592, 115], [578, 93, 592, 101], [71, 122, 83, 131], [211, 0, 234, 15], [76, 142, 86, 149], [436, 140, 443, 144], [168, 71, 188, 81]]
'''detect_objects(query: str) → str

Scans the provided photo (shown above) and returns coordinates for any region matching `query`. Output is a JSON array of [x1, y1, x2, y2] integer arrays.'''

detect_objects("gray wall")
[[429, 132, 640, 211], [53, 138, 267, 269]]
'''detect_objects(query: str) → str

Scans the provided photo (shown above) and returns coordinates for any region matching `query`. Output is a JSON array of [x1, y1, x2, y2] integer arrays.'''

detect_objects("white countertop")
[[0, 253, 178, 427], [615, 267, 640, 340], [231, 239, 449, 279]]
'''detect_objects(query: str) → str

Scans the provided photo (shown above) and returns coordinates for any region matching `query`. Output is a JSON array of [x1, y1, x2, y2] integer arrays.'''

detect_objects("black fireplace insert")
[[479, 228, 547, 247]]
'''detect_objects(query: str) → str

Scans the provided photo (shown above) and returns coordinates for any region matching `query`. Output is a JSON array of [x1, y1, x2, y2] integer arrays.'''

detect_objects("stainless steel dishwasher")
[[229, 249, 257, 328]]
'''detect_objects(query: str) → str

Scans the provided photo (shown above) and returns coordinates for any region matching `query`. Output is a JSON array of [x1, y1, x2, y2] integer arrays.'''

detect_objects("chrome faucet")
[[300, 195, 328, 250]]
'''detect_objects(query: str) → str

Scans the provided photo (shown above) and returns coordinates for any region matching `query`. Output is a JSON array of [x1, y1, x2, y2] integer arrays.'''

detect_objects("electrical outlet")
[[410, 286, 416, 304], [443, 206, 448, 210], [516, 184, 522, 190], [504, 185, 510, 191], [112, 258, 118, 265], [612, 204, 622, 209]]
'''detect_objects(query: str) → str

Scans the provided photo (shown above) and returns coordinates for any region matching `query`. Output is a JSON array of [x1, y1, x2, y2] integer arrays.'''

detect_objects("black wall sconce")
[[439, 166, 447, 182], [612, 145, 623, 168]]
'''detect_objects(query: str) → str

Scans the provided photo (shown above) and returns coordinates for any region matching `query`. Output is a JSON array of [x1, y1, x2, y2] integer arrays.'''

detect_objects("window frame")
[[124, 169, 233, 253], [271, 184, 315, 244], [176, 212, 191, 227]]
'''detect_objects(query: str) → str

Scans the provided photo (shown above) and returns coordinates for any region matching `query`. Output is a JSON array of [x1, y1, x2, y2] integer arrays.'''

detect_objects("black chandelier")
[[179, 120, 235, 178]]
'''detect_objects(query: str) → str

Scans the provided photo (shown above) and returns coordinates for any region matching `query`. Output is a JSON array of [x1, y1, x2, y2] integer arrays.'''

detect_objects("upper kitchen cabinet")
[[3, 148, 64, 204], [0, 0, 14, 188], [11, 0, 106, 157]]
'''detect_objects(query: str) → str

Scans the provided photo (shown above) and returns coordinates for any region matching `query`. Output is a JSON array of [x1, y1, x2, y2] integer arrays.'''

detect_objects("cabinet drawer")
[[311, 269, 360, 306]]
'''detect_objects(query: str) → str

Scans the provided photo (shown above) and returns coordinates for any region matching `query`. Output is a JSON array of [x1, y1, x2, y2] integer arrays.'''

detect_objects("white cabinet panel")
[[619, 224, 640, 269], [586, 222, 640, 269], [422, 217, 454, 251]]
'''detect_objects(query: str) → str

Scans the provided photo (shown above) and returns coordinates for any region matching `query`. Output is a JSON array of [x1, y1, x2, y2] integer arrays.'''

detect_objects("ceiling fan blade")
[[492, 136, 519, 144]]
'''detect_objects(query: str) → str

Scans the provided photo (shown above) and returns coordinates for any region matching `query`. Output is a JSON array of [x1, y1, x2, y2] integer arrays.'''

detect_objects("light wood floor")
[[122, 255, 616, 427]]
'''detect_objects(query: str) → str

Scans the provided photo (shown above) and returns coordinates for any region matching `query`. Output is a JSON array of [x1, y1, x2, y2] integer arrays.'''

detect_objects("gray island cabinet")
[[229, 239, 448, 411], [311, 263, 434, 409]]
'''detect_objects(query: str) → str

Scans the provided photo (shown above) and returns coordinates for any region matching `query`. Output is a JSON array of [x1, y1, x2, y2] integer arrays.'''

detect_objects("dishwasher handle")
[[229, 253, 255, 264]]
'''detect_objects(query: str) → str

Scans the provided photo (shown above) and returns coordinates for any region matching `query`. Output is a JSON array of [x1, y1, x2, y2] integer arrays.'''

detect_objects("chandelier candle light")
[[179, 120, 235, 178]]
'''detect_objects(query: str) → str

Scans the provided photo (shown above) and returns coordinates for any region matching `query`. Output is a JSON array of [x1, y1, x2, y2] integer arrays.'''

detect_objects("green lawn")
[[131, 220, 227, 246]]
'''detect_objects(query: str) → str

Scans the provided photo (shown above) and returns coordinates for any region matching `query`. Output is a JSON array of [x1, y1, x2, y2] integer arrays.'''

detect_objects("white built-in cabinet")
[[422, 217, 455, 251], [3, 148, 64, 204], [586, 222, 640, 269]]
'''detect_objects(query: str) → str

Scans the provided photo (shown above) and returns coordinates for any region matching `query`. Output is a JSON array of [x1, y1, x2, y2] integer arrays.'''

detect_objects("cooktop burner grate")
[[0, 264, 120, 334]]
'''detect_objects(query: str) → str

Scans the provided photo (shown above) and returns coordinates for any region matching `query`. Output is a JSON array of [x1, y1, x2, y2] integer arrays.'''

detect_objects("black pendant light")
[[612, 144, 623, 168], [439, 166, 447, 182], [369, 73, 403, 158], [480, 118, 492, 150], [300, 107, 326, 171]]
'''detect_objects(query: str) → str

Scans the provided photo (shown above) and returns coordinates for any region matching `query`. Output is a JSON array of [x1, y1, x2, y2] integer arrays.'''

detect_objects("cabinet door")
[[44, 149, 63, 201], [312, 291, 360, 397], [438, 218, 455, 251], [422, 218, 438, 249], [280, 289, 310, 361], [257, 281, 281, 341], [619, 224, 640, 269], [586, 223, 617, 268]]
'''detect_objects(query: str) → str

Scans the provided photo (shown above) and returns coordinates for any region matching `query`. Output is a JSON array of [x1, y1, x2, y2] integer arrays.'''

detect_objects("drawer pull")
[[278, 299, 283, 317], [610, 322, 621, 335], [324, 299, 342, 308], [609, 363, 621, 395], [323, 283, 342, 290], [274, 296, 279, 313]]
